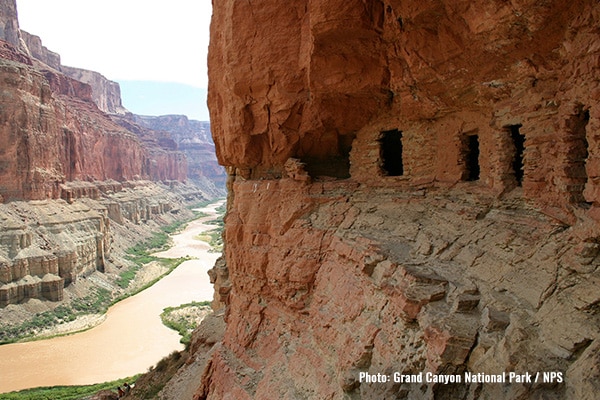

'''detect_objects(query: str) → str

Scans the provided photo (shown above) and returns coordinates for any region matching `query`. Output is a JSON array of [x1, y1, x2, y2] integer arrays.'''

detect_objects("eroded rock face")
[[20, 27, 126, 115], [199, 1, 600, 399], [0, 39, 187, 200], [0, 0, 25, 53], [196, 181, 600, 399], [208, 0, 600, 215], [60, 65, 128, 115], [0, 180, 206, 307], [132, 115, 227, 189], [0, 0, 190, 200], [0, 1, 218, 312], [20, 30, 60, 70]]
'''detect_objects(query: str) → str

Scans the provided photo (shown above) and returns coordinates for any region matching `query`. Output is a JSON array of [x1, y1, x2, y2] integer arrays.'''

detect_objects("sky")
[[16, 0, 212, 88]]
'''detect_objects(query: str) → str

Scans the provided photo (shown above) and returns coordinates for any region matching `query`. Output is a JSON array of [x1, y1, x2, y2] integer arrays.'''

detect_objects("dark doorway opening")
[[568, 108, 590, 203], [509, 125, 525, 186], [379, 129, 403, 176], [464, 135, 480, 181]]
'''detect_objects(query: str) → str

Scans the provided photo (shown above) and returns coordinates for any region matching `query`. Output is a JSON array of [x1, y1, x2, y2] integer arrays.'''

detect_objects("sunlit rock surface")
[[0, 41, 187, 200], [176, 1, 600, 399], [132, 115, 227, 190], [0, 181, 207, 307], [0, 0, 212, 307], [0, 0, 192, 201]]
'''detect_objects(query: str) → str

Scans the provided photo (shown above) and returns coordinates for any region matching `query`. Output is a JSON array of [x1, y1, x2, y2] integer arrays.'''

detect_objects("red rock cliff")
[[0, 0, 189, 201], [132, 115, 227, 188], [200, 1, 600, 399], [59, 65, 128, 115], [0, 45, 186, 200], [20, 30, 60, 70]]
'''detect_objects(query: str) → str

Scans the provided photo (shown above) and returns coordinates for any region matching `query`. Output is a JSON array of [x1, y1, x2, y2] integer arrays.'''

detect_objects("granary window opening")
[[379, 129, 404, 176], [463, 134, 480, 181], [508, 125, 525, 186], [567, 107, 590, 203]]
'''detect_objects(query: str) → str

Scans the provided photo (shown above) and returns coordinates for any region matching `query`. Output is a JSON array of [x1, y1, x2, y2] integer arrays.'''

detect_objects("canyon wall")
[[20, 30, 60, 70], [60, 65, 128, 115], [6, 1, 126, 116], [0, 180, 205, 307], [0, 0, 25, 53], [0, 47, 186, 200], [0, 0, 202, 308], [192, 1, 600, 399], [0, 12, 188, 201], [133, 115, 227, 189]]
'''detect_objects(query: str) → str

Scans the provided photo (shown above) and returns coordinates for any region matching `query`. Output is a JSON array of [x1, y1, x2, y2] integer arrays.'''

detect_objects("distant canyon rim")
[[0, 0, 225, 314], [1, 1, 600, 400]]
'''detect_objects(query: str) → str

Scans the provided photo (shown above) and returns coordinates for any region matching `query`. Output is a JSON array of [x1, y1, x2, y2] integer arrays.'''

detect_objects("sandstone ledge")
[[188, 178, 600, 399], [202, 1, 600, 398], [0, 180, 208, 308]]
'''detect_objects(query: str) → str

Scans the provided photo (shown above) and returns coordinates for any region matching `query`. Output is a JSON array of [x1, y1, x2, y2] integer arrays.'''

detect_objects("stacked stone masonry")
[[199, 0, 600, 399], [208, 0, 600, 222]]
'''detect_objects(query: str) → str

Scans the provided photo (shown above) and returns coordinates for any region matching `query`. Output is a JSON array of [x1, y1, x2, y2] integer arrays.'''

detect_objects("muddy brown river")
[[0, 201, 223, 393]]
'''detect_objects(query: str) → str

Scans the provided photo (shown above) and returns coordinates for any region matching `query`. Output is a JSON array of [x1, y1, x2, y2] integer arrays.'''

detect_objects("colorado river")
[[0, 200, 224, 393]]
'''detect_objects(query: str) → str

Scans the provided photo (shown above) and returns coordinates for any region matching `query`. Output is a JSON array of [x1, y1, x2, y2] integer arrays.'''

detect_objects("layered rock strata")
[[3, 1, 126, 115], [197, 182, 600, 399], [19, 27, 126, 114], [60, 65, 128, 115], [20, 30, 60, 70], [0, 180, 205, 307], [0, 37, 187, 201], [0, 0, 26, 53], [132, 115, 227, 189], [208, 0, 600, 218], [0, 0, 221, 310], [191, 0, 600, 399], [0, 0, 192, 201]]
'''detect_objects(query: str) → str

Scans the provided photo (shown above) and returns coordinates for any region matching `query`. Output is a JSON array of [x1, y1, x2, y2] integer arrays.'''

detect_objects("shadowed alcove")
[[508, 124, 525, 186], [462, 134, 480, 181], [378, 129, 404, 176], [299, 132, 356, 180]]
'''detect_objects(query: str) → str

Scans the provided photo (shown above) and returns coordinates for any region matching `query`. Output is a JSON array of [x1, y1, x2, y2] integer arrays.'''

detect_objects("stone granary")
[[194, 1, 600, 399]]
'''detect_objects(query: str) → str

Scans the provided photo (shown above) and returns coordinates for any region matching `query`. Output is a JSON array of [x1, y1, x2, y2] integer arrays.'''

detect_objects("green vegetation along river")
[[0, 200, 224, 394]]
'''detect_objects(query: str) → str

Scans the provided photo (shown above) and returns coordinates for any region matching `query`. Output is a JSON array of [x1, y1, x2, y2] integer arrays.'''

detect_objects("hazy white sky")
[[16, 0, 212, 88]]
